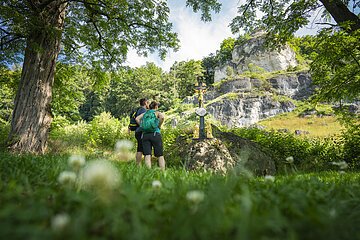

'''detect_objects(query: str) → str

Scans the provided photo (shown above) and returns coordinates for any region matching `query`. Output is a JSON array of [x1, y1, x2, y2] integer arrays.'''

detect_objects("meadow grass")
[[1, 151, 360, 240], [259, 112, 343, 138]]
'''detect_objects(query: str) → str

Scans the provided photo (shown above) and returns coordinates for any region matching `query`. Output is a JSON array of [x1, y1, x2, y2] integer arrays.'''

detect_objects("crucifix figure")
[[194, 81, 207, 140]]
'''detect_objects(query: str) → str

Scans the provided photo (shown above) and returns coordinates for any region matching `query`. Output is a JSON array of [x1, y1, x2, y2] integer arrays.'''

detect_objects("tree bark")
[[7, 1, 68, 153], [319, 0, 360, 32]]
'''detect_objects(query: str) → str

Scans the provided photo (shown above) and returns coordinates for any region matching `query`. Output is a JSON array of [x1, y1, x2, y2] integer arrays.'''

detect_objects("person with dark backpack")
[[128, 98, 148, 165], [135, 101, 165, 170]]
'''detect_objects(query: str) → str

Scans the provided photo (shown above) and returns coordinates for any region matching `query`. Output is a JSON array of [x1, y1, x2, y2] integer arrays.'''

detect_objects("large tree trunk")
[[7, 1, 68, 153], [320, 0, 360, 32]]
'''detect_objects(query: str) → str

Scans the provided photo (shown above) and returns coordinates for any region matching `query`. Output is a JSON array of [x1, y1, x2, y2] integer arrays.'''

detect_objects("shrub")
[[88, 112, 125, 149], [49, 120, 90, 151], [0, 121, 10, 149], [342, 123, 360, 168], [232, 127, 341, 172]]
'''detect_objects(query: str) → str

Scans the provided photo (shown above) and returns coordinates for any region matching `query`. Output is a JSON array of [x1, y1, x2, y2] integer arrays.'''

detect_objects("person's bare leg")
[[145, 155, 152, 168], [136, 152, 142, 165], [158, 156, 165, 170]]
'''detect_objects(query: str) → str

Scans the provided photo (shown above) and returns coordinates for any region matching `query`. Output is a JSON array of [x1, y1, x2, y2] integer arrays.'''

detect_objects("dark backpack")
[[140, 110, 159, 133], [128, 107, 141, 131]]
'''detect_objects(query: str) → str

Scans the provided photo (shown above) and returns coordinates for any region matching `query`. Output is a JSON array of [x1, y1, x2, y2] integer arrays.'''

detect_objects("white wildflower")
[[152, 180, 162, 190], [186, 190, 205, 204], [331, 161, 349, 170], [285, 156, 294, 164], [338, 161, 348, 170], [58, 171, 77, 185], [82, 160, 121, 191], [68, 154, 86, 170], [115, 140, 134, 152], [264, 175, 275, 182], [329, 208, 337, 218], [51, 213, 70, 232], [339, 171, 346, 175]]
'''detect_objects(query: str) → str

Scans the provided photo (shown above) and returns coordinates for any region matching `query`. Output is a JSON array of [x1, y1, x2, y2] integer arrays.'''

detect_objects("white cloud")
[[125, 0, 239, 71]]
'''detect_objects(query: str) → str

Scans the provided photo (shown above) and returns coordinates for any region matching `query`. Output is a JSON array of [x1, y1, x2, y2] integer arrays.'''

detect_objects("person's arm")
[[157, 112, 165, 128], [135, 113, 145, 125]]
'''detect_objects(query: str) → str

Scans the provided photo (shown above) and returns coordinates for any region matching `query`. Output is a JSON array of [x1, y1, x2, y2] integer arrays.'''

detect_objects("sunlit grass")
[[1, 150, 360, 239], [259, 112, 344, 137]]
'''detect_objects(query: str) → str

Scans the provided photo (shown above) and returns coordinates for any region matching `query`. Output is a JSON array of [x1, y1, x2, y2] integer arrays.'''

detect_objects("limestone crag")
[[214, 32, 297, 82], [206, 95, 295, 128], [184, 72, 312, 128], [268, 73, 313, 100]]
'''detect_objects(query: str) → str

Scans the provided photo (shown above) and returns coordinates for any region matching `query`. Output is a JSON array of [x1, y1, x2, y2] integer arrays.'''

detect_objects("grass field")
[[1, 151, 360, 240], [259, 112, 344, 138]]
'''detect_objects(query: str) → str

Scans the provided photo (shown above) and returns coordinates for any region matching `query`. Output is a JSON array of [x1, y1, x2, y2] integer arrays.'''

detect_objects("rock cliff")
[[184, 72, 313, 128], [214, 31, 298, 82]]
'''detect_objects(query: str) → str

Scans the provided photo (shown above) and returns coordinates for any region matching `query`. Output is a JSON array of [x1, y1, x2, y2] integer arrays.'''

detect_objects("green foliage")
[[342, 122, 360, 168], [0, 65, 20, 122], [88, 112, 125, 149], [1, 0, 223, 67], [50, 119, 90, 150], [311, 29, 360, 102], [229, 0, 359, 44], [201, 53, 217, 85], [1, 151, 360, 239], [50, 112, 127, 152], [102, 63, 178, 120], [52, 63, 95, 121], [289, 35, 318, 63], [232, 127, 342, 172], [185, 0, 222, 22], [0, 122, 10, 150], [161, 126, 192, 167], [218, 37, 236, 64], [170, 60, 204, 99]]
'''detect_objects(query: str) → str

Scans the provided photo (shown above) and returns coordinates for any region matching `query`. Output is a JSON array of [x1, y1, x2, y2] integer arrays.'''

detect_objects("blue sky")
[[125, 0, 321, 71]]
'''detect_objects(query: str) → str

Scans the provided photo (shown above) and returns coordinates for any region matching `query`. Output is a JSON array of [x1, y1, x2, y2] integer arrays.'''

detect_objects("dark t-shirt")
[[135, 107, 146, 132]]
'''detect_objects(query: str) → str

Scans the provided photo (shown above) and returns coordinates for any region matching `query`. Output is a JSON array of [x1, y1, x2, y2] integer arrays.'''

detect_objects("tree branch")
[[1, 36, 22, 50], [319, 0, 360, 32], [315, 22, 338, 27], [243, 0, 255, 15]]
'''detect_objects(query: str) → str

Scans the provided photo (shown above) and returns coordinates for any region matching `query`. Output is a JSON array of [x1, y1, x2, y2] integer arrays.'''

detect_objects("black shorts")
[[142, 132, 163, 157], [135, 131, 143, 153]]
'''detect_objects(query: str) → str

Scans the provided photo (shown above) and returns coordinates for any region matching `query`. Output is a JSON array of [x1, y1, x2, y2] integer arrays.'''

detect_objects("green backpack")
[[140, 110, 159, 133]]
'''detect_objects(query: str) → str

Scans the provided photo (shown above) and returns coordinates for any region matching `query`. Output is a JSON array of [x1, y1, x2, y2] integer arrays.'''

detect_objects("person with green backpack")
[[135, 101, 165, 170]]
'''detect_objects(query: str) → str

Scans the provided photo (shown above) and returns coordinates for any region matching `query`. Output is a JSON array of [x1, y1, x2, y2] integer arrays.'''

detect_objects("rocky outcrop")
[[268, 72, 313, 100], [185, 139, 236, 174], [183, 32, 313, 128], [181, 126, 276, 175], [214, 31, 297, 82], [212, 125, 276, 176], [206, 95, 295, 128], [184, 72, 312, 128]]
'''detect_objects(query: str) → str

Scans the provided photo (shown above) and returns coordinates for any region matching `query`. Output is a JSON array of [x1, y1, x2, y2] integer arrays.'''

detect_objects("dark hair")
[[149, 101, 159, 109], [139, 98, 148, 106]]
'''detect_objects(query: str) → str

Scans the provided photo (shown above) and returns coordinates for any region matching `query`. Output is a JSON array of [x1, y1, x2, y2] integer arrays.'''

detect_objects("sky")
[[124, 0, 321, 71]]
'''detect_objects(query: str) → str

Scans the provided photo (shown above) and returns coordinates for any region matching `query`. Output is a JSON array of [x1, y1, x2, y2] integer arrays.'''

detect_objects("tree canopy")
[[0, 0, 223, 153]]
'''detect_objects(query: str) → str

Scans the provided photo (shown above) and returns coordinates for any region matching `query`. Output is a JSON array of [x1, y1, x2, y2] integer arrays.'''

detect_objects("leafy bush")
[[162, 126, 193, 167], [49, 120, 90, 152], [232, 127, 342, 172], [342, 123, 360, 168], [0, 121, 10, 149], [88, 112, 125, 149]]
